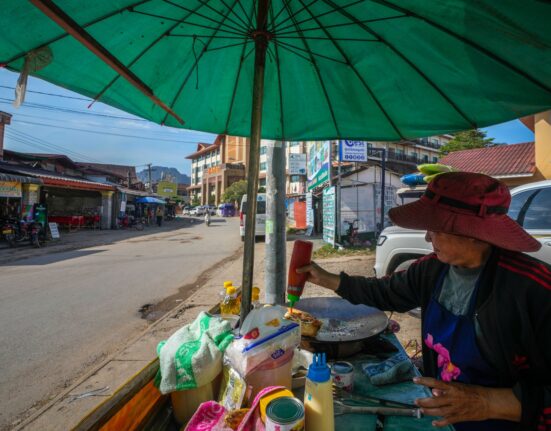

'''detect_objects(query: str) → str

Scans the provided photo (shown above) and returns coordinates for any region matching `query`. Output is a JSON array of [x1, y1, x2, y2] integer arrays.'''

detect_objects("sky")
[[0, 68, 535, 176]]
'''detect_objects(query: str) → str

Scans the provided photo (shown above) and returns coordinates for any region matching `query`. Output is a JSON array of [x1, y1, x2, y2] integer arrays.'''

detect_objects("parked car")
[[182, 206, 192, 215], [218, 203, 236, 217], [207, 205, 217, 215], [374, 180, 551, 277], [240, 194, 266, 241]]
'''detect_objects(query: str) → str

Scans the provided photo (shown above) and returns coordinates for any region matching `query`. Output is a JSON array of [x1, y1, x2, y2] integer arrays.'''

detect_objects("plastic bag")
[[224, 305, 300, 376]]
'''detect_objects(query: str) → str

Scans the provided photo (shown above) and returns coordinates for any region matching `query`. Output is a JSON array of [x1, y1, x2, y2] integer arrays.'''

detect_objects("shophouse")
[[0, 151, 116, 229]]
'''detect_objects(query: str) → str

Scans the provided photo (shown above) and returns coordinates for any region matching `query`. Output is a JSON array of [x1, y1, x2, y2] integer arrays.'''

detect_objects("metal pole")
[[265, 140, 287, 305], [147, 163, 152, 193], [380, 149, 386, 235], [241, 0, 269, 324]]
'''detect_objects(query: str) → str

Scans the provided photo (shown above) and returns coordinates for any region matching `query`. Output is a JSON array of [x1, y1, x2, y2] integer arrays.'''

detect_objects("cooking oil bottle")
[[220, 283, 240, 315], [252, 286, 261, 309]]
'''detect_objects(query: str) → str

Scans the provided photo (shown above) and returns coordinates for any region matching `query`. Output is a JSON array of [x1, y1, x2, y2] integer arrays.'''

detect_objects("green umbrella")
[[1, 0, 550, 319]]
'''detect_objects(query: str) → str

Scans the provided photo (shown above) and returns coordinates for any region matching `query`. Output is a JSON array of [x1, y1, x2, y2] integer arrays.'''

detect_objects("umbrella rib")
[[1, 0, 154, 65], [272, 41, 312, 63], [274, 0, 364, 34], [207, 40, 252, 53], [368, 0, 551, 94], [235, 0, 254, 29], [270, 0, 286, 139], [274, 40, 348, 65], [278, 36, 381, 42], [281, 0, 341, 137], [296, 0, 404, 139], [132, 10, 247, 37], [223, 40, 251, 133], [180, 0, 249, 34], [162, 0, 247, 36], [276, 14, 405, 37], [319, 0, 476, 128], [28, 0, 183, 124], [271, 0, 318, 32], [161, 0, 244, 124], [91, 1, 211, 107], [218, 0, 252, 30]]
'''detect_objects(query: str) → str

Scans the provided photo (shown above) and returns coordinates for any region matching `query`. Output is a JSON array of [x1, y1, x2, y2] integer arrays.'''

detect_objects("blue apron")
[[423, 267, 517, 431]]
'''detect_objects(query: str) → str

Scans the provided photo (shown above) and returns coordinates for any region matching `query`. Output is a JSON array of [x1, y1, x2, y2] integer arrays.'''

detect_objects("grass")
[[313, 243, 374, 259]]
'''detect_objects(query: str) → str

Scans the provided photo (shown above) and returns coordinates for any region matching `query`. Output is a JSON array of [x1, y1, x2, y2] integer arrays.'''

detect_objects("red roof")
[[440, 142, 535, 178]]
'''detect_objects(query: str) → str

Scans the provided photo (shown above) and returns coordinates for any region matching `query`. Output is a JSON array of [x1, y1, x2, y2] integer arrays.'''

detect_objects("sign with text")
[[323, 186, 335, 245], [339, 140, 368, 162], [48, 222, 60, 239], [0, 181, 22, 198], [307, 141, 331, 191], [288, 153, 307, 175]]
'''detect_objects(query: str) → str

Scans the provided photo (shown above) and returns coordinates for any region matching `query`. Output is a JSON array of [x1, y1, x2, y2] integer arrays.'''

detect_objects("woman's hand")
[[296, 262, 340, 291], [413, 377, 521, 427]]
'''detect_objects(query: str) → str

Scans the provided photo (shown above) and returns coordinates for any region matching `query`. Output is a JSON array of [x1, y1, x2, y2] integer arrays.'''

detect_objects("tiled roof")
[[440, 142, 535, 178]]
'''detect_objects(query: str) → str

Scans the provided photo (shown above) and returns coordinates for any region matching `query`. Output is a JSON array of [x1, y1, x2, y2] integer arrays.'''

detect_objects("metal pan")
[[295, 297, 389, 343]]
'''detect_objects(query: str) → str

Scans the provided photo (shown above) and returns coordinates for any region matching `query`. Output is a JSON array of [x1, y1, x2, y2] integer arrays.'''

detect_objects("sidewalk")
[[15, 235, 420, 430]]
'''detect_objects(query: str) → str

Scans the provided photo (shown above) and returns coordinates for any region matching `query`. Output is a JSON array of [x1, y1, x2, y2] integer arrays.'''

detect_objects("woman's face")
[[425, 231, 490, 267]]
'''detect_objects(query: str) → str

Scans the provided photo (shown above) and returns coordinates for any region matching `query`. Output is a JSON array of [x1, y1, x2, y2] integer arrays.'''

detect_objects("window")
[[521, 187, 551, 230], [260, 162, 267, 171], [432, 157, 438, 163], [509, 189, 538, 222], [430, 138, 439, 146], [290, 175, 301, 182], [259, 178, 267, 186], [423, 155, 429, 162], [260, 146, 267, 155]]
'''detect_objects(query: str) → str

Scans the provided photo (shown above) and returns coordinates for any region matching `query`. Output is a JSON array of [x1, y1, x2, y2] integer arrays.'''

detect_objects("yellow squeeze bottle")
[[221, 282, 239, 315], [304, 353, 334, 431]]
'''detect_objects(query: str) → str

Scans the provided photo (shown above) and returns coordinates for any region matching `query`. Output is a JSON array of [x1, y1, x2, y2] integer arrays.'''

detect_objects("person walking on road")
[[156, 206, 163, 227]]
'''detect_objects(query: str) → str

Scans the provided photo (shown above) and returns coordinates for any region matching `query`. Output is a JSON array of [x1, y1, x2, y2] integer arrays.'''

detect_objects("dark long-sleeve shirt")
[[336, 248, 551, 431]]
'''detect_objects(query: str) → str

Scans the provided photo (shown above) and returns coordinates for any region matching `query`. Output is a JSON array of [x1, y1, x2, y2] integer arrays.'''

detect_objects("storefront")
[[0, 172, 43, 220]]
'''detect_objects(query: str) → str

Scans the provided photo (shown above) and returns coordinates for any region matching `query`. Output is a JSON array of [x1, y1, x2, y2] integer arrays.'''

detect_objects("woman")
[[299, 172, 551, 430]]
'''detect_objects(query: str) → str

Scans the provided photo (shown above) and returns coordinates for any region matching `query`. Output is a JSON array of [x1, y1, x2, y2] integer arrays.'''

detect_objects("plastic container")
[[304, 353, 334, 431], [252, 286, 261, 309], [287, 240, 313, 307], [221, 285, 240, 315], [244, 349, 294, 404], [171, 374, 221, 425]]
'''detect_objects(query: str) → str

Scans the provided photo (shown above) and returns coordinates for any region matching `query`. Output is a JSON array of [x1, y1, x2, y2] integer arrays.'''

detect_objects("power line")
[[5, 129, 104, 163], [0, 84, 93, 101], [12, 119, 208, 144]]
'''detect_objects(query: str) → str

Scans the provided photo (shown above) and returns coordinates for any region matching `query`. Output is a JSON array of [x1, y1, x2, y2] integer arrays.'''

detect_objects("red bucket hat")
[[388, 172, 541, 252]]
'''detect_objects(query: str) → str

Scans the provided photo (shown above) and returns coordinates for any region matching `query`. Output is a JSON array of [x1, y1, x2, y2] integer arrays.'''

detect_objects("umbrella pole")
[[240, 0, 270, 324]]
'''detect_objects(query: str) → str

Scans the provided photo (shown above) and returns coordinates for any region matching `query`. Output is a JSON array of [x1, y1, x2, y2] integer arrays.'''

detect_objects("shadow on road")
[[4, 249, 107, 266]]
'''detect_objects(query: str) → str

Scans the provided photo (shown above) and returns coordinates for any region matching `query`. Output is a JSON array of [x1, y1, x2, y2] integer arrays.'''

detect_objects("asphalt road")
[[0, 217, 241, 430]]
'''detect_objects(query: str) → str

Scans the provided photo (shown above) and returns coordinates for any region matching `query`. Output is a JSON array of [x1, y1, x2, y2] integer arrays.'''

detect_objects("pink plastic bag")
[[185, 386, 284, 431]]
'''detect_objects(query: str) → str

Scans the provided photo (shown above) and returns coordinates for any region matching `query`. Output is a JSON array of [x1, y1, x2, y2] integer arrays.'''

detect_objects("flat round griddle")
[[296, 297, 388, 343]]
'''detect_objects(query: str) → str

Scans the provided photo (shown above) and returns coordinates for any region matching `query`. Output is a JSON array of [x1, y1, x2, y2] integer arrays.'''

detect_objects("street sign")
[[306, 192, 314, 236], [339, 140, 368, 162], [288, 153, 307, 175], [48, 222, 60, 239], [323, 187, 335, 245]]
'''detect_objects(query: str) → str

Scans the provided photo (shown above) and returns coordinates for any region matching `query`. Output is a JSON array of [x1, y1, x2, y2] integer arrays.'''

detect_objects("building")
[[187, 135, 247, 205], [438, 110, 551, 187]]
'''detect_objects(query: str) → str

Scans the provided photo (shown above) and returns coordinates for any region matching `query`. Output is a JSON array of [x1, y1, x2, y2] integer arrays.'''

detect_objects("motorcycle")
[[1, 219, 16, 247], [14, 219, 42, 248], [204, 213, 211, 227]]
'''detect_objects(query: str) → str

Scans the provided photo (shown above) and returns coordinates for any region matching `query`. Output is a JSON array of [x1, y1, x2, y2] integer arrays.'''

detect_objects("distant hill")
[[137, 166, 190, 185]]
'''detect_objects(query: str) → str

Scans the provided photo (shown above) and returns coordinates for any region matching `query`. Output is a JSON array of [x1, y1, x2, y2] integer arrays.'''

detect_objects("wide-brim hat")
[[388, 172, 541, 252]]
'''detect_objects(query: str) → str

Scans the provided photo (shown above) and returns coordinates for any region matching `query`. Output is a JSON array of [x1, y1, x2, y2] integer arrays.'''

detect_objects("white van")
[[240, 193, 266, 241]]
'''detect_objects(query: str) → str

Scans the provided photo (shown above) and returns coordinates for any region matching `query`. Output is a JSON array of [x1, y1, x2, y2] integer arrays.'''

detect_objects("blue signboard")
[[339, 140, 368, 162]]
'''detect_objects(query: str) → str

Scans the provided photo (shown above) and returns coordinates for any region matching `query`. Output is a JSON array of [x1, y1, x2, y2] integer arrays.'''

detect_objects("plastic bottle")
[[304, 353, 334, 431], [252, 286, 261, 309], [287, 240, 314, 307], [221, 284, 240, 315]]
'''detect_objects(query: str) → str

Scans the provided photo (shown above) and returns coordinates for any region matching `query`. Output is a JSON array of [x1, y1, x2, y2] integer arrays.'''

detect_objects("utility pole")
[[265, 140, 286, 305], [147, 163, 152, 193]]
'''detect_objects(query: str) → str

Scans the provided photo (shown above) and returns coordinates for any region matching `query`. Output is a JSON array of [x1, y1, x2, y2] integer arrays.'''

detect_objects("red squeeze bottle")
[[287, 240, 314, 307]]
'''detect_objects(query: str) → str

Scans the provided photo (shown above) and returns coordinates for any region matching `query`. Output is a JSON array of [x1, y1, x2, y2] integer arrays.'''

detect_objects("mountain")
[[137, 166, 190, 185]]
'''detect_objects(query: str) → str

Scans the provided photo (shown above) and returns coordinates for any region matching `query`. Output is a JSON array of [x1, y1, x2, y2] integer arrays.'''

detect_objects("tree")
[[439, 129, 497, 155], [258, 186, 266, 193], [191, 196, 200, 206], [222, 180, 248, 204]]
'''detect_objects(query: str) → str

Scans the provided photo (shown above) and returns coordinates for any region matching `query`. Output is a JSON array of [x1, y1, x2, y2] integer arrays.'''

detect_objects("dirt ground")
[[303, 254, 423, 361]]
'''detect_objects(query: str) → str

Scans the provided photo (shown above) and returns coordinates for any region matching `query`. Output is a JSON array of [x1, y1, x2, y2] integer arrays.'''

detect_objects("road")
[[0, 217, 241, 430]]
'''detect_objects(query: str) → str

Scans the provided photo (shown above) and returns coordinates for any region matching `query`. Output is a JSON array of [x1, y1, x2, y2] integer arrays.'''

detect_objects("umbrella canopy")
[[1, 0, 550, 141], [136, 196, 165, 204]]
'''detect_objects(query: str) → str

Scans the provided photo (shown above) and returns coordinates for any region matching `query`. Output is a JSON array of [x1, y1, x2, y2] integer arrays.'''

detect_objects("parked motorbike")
[[1, 219, 16, 247], [13, 219, 42, 248]]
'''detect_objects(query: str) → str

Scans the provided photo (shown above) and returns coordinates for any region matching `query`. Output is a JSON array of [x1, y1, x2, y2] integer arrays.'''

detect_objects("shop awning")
[[0, 163, 115, 192], [116, 186, 156, 197], [135, 197, 166, 204], [0, 172, 42, 184]]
